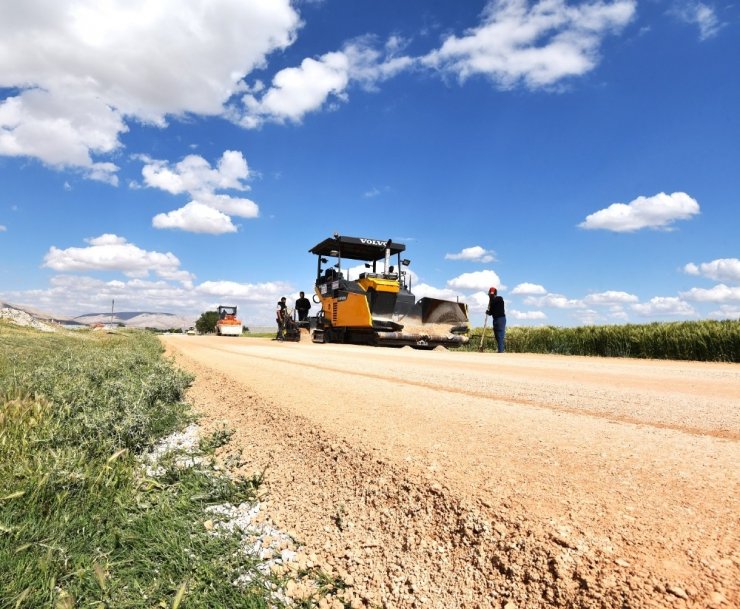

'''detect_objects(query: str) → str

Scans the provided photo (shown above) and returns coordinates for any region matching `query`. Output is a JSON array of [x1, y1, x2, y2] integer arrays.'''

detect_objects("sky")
[[1, 0, 738, 327]]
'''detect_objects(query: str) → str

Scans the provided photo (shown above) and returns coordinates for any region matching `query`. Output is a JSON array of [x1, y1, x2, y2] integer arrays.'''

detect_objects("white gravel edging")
[[143, 424, 327, 606]]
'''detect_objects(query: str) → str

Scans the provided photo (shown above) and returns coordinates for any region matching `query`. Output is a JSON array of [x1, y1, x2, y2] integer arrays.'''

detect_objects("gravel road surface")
[[161, 334, 739, 609]]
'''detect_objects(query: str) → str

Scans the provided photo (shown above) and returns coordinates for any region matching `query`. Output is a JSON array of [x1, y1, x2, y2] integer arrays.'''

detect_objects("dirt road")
[[161, 335, 739, 609]]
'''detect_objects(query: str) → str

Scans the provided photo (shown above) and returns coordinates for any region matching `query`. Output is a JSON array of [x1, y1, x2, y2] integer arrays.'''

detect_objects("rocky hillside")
[[0, 303, 58, 332]]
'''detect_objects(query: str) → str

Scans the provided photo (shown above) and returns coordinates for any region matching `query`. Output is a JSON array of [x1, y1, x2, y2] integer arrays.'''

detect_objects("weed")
[[200, 425, 235, 454]]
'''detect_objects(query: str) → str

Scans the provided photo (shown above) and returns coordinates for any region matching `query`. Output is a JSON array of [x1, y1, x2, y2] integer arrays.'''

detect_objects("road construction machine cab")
[[309, 235, 469, 349]]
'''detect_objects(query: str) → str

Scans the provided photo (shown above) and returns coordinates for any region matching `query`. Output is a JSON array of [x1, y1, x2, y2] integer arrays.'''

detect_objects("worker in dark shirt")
[[295, 291, 311, 322], [275, 297, 287, 340], [486, 287, 506, 353]]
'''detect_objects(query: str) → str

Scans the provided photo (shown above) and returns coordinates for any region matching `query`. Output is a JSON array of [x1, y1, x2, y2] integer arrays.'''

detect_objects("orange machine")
[[216, 305, 243, 336]]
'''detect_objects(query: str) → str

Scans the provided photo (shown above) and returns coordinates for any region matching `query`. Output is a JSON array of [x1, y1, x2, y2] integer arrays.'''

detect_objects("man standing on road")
[[486, 287, 506, 353], [275, 297, 288, 340], [295, 291, 311, 322]]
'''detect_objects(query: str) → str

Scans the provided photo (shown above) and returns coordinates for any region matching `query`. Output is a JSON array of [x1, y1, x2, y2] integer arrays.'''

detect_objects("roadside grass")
[[0, 324, 280, 609], [466, 319, 740, 362]]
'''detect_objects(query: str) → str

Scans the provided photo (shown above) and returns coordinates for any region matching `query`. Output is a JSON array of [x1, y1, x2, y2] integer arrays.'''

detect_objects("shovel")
[[478, 314, 489, 352]]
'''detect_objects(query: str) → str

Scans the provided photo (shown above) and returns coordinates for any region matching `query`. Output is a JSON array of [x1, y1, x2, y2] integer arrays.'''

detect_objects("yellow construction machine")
[[309, 235, 469, 348]]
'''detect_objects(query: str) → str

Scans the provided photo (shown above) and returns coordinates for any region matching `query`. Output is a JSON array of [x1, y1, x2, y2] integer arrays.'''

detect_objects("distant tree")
[[195, 311, 219, 334]]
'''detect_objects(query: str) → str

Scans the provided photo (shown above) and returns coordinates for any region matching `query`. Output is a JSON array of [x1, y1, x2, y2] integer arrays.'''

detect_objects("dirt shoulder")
[[162, 335, 739, 609]]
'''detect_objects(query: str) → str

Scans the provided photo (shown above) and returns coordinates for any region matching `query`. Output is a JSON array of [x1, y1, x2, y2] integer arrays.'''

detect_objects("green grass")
[[466, 319, 740, 362], [0, 324, 280, 609]]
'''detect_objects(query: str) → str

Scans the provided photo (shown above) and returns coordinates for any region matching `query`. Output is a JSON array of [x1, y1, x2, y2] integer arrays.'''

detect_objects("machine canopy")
[[309, 235, 405, 261]]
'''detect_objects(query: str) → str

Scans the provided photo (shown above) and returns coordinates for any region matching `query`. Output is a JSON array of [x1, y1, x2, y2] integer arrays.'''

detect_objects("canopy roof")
[[309, 235, 406, 261]]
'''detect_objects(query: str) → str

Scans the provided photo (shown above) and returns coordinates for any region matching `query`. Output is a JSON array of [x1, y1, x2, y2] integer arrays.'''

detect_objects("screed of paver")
[[162, 335, 739, 609]]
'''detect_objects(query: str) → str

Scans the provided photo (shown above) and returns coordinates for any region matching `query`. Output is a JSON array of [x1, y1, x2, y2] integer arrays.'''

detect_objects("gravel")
[[162, 335, 740, 609]]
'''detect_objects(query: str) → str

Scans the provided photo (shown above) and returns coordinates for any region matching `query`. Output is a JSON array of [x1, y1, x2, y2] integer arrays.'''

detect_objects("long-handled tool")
[[478, 314, 489, 352]]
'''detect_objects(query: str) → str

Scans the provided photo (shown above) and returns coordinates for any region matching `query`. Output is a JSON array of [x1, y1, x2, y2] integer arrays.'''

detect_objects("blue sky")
[[1, 0, 738, 326]]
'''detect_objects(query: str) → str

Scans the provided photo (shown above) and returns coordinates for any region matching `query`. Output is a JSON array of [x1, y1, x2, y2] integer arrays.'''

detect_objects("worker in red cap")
[[486, 287, 506, 353]]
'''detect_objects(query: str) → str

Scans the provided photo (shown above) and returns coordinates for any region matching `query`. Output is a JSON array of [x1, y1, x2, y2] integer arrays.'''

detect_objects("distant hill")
[[76, 311, 165, 321], [0, 302, 195, 331], [75, 311, 196, 330]]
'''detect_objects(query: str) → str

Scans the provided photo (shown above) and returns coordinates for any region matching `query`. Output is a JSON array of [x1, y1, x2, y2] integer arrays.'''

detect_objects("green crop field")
[[467, 319, 740, 362], [0, 324, 282, 609]]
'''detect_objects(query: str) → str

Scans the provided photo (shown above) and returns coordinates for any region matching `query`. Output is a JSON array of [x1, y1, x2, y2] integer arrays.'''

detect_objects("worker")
[[486, 287, 506, 353], [295, 291, 311, 322], [275, 297, 288, 340]]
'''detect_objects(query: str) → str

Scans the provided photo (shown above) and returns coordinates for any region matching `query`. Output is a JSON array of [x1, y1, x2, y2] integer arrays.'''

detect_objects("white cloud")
[[0, 225, 6, 232], [573, 308, 604, 325], [242, 51, 350, 127], [152, 202, 238, 235], [511, 282, 546, 295], [423, 0, 636, 89], [0, 0, 640, 174], [0, 0, 300, 176], [1, 274, 296, 324], [412, 283, 465, 302], [197, 280, 292, 303], [0, 89, 124, 183], [445, 246, 496, 263], [42, 234, 194, 284], [142, 150, 251, 195], [579, 192, 700, 232], [524, 293, 585, 308], [510, 309, 547, 320], [684, 258, 740, 284], [680, 284, 740, 303], [342, 37, 415, 89], [195, 193, 259, 219], [240, 0, 637, 127], [89, 234, 126, 246], [240, 38, 411, 128], [4, 275, 198, 317], [467, 291, 492, 312], [631, 297, 696, 317], [584, 290, 638, 305], [447, 269, 504, 291], [608, 305, 629, 321], [671, 2, 723, 40], [708, 305, 740, 320], [142, 150, 259, 232]]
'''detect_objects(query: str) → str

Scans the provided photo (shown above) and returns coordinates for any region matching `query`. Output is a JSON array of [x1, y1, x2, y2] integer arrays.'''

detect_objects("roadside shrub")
[[0, 328, 273, 609]]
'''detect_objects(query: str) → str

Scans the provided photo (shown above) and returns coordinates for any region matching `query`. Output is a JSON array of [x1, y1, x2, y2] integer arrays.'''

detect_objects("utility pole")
[[110, 299, 114, 328]]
